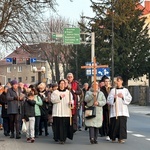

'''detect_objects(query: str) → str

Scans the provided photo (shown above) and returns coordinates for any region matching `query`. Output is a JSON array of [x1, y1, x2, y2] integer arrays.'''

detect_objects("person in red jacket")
[[67, 73, 82, 133]]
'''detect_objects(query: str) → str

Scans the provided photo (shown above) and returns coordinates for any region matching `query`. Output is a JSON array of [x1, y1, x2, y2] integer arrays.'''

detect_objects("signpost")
[[31, 58, 37, 63], [52, 33, 63, 40], [85, 62, 110, 77], [63, 28, 80, 44], [81, 57, 108, 98], [6, 58, 12, 62]]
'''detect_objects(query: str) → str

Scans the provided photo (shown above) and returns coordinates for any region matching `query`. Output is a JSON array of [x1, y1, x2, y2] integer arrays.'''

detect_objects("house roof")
[[137, 1, 150, 15]]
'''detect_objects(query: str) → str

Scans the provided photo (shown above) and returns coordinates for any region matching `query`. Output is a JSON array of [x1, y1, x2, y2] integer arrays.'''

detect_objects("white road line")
[[132, 134, 145, 137], [127, 130, 133, 133], [146, 138, 150, 141]]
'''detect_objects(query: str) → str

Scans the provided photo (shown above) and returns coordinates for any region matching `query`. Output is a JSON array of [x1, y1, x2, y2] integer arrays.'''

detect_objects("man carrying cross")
[[82, 57, 106, 144]]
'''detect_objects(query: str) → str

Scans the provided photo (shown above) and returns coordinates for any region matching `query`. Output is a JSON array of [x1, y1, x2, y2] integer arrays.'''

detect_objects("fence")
[[128, 86, 150, 106]]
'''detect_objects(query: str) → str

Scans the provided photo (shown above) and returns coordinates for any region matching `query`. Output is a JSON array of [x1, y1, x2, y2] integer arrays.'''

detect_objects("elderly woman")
[[51, 79, 74, 144], [84, 82, 106, 144]]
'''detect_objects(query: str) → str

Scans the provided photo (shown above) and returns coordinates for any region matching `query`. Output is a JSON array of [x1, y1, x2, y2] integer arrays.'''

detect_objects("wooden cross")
[[81, 57, 108, 102]]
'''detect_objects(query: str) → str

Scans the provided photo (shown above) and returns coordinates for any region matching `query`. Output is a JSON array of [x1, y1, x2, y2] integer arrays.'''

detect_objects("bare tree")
[[27, 16, 76, 82], [0, 0, 57, 47]]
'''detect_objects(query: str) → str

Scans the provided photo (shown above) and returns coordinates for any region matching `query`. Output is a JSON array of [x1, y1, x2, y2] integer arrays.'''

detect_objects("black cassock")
[[108, 116, 127, 140], [53, 117, 73, 142]]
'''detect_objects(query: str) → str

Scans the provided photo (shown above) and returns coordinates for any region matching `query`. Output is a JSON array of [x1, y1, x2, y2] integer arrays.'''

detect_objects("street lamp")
[[111, 0, 116, 86]]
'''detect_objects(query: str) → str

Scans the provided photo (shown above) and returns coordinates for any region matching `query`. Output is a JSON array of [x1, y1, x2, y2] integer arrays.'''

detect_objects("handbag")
[[22, 120, 27, 133], [84, 92, 99, 119], [85, 106, 96, 119]]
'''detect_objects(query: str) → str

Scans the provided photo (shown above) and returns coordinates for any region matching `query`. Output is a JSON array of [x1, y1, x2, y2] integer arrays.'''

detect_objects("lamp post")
[[111, 0, 116, 86]]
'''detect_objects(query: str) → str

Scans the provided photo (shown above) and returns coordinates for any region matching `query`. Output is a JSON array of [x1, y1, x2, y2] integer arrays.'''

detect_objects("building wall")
[[0, 61, 46, 85], [128, 75, 149, 86]]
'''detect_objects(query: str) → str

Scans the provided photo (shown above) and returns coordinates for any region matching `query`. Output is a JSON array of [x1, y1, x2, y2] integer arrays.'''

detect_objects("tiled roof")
[[137, 1, 150, 15]]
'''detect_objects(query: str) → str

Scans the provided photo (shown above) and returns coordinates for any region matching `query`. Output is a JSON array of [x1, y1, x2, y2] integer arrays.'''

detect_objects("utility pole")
[[91, 32, 95, 82], [111, 0, 115, 86]]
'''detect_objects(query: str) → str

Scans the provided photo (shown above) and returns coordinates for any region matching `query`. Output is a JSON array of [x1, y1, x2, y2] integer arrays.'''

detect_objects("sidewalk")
[[129, 104, 150, 115]]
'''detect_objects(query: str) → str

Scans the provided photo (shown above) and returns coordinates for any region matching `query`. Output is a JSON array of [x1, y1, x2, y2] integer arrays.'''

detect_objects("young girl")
[[23, 92, 36, 143]]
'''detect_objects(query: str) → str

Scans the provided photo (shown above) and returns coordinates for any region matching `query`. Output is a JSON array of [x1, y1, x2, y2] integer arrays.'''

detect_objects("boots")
[[10, 133, 14, 138]]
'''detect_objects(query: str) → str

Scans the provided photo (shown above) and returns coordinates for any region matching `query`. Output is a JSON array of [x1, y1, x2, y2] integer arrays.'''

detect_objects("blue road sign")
[[85, 62, 110, 76], [97, 68, 110, 76], [85, 62, 92, 76], [6, 58, 12, 62], [31, 58, 37, 63]]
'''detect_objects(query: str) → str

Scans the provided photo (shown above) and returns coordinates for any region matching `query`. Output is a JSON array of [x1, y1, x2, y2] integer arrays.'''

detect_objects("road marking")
[[127, 130, 133, 133], [146, 138, 150, 141], [132, 134, 145, 137], [128, 130, 150, 142]]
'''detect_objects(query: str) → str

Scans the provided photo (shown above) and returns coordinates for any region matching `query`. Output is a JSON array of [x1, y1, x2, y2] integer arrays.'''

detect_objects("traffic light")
[[12, 57, 17, 64], [26, 58, 31, 65]]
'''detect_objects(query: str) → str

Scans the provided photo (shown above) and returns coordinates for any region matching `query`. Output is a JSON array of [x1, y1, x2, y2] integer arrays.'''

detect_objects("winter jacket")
[[84, 88, 106, 128], [6, 87, 24, 114], [34, 95, 43, 116], [0, 92, 9, 118], [23, 98, 36, 121]]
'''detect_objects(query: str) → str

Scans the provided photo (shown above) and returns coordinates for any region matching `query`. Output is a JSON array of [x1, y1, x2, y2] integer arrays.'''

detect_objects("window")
[[7, 78, 11, 82], [18, 66, 22, 72], [31, 76, 35, 82], [7, 67, 11, 73], [18, 77, 22, 82]]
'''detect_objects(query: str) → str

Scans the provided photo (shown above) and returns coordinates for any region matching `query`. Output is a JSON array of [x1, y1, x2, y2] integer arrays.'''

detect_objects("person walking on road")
[[84, 82, 106, 144], [67, 73, 82, 133], [6, 80, 25, 139], [51, 79, 74, 144], [107, 76, 132, 143]]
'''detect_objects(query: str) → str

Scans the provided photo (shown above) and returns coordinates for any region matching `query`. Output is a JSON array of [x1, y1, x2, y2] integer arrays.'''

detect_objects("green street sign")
[[52, 33, 56, 39], [52, 33, 63, 39], [63, 28, 80, 44]]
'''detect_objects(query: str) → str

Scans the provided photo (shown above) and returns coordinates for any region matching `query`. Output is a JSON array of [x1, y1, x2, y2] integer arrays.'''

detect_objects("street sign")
[[52, 33, 56, 39], [97, 68, 110, 76], [85, 62, 92, 76], [63, 28, 80, 44], [52, 33, 63, 39], [85, 62, 110, 76], [31, 58, 37, 63], [6, 58, 12, 62]]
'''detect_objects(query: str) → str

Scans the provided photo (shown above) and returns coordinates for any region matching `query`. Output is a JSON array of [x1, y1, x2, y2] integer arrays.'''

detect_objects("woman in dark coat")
[[37, 82, 50, 136], [0, 86, 10, 136]]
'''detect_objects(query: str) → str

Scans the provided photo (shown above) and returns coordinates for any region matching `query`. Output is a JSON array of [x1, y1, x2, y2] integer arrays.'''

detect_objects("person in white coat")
[[107, 76, 132, 143], [84, 82, 106, 144], [51, 79, 74, 144]]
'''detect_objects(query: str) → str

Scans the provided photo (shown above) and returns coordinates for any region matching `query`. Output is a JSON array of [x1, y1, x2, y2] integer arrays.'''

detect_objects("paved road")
[[0, 104, 149, 150]]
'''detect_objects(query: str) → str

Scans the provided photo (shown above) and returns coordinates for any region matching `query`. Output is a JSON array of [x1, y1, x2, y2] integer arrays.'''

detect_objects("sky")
[[46, 0, 145, 22], [46, 0, 96, 21]]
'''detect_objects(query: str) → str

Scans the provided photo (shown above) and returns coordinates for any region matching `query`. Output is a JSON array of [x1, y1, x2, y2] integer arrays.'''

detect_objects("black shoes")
[[4, 132, 10, 136], [16, 134, 21, 139], [45, 132, 49, 136], [90, 138, 98, 144], [94, 140, 98, 144], [10, 133, 14, 138], [90, 138, 95, 144]]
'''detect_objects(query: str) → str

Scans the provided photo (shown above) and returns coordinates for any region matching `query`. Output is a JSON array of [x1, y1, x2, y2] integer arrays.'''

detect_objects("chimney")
[[145, 0, 150, 11]]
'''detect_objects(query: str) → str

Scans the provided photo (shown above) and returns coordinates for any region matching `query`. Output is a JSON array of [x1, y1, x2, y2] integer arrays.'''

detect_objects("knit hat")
[[11, 80, 18, 86]]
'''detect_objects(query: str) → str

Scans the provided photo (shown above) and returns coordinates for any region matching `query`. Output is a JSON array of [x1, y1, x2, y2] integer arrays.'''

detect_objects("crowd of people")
[[0, 73, 132, 144]]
